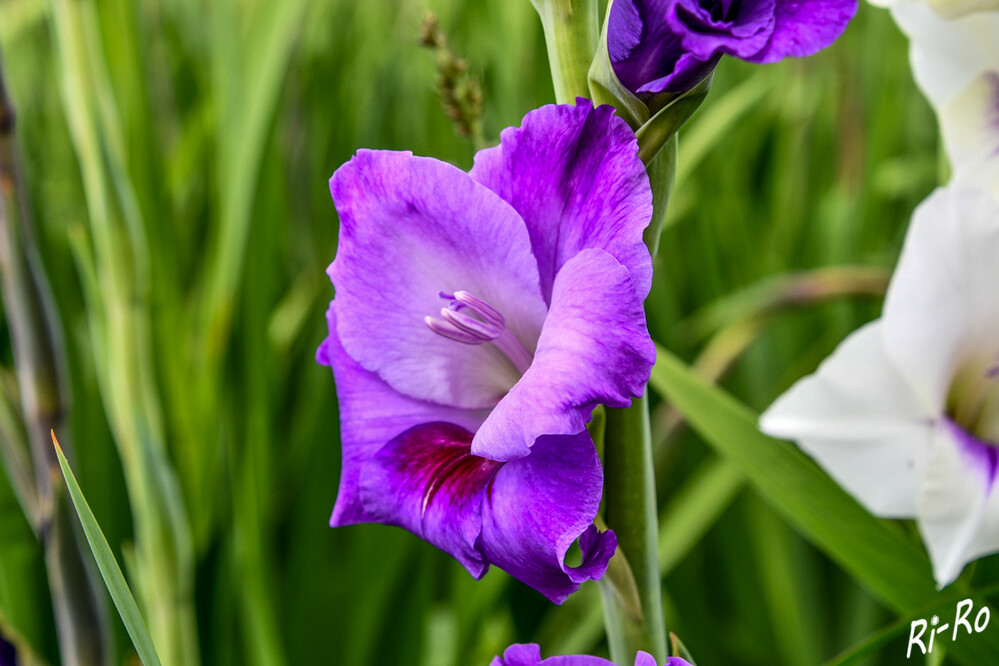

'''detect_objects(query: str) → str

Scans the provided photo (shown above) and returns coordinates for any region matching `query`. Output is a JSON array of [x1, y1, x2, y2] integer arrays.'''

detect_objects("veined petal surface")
[[330, 150, 548, 410], [472, 250, 655, 461], [749, 0, 858, 63], [470, 101, 653, 302], [608, 0, 720, 94], [477, 433, 616, 604], [319, 306, 489, 528]]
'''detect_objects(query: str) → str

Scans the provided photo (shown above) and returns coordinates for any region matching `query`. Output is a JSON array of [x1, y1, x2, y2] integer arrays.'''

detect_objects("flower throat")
[[947, 354, 999, 446], [424, 290, 534, 375]]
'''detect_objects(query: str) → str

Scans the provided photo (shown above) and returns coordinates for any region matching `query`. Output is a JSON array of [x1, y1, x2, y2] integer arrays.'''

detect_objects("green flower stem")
[[0, 52, 110, 666], [602, 393, 667, 664], [599, 104, 678, 666], [527, 2, 672, 659], [531, 0, 598, 105]]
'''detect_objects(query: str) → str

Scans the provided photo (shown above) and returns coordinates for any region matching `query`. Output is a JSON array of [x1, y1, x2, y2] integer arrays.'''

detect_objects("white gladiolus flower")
[[888, 4, 999, 112], [871, 4, 999, 189], [761, 183, 999, 587], [871, 0, 999, 20]]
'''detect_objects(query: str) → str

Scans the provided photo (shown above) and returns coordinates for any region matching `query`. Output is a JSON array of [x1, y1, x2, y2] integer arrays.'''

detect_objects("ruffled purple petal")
[[361, 422, 498, 576], [319, 305, 490, 528], [329, 150, 548, 410], [470, 102, 653, 302], [477, 432, 617, 605], [472, 249, 655, 461], [490, 644, 613, 666], [668, 0, 776, 62], [491, 644, 544, 666], [609, 0, 720, 95], [607, 0, 855, 95], [746, 0, 858, 64], [490, 645, 691, 666]]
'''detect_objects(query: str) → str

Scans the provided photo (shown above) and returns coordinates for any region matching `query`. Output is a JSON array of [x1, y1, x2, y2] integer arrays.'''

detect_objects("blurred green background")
[[0, 0, 959, 664]]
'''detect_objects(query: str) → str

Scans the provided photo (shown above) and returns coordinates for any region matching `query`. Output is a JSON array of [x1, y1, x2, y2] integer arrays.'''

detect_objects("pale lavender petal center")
[[425, 290, 535, 375]]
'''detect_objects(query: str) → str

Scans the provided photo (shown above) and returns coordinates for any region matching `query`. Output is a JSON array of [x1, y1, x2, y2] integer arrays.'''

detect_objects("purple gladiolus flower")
[[490, 644, 693, 666], [317, 100, 656, 604], [608, 0, 858, 96]]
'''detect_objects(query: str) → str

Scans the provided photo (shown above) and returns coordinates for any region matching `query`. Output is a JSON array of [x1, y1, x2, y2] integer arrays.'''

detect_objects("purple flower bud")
[[608, 0, 857, 97]]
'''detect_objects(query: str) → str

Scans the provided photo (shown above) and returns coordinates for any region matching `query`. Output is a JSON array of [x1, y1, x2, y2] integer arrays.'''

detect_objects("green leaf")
[[586, 0, 648, 129], [648, 345, 999, 663], [51, 432, 163, 666]]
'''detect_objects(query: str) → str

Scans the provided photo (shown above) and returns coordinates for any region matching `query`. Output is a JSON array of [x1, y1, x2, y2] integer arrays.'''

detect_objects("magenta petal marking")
[[378, 422, 501, 519], [362, 422, 499, 575], [946, 418, 999, 494], [321, 305, 490, 529]]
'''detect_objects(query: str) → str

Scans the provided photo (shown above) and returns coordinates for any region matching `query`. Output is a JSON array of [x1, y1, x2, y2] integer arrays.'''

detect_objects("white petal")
[[940, 71, 999, 196], [882, 185, 999, 408], [926, 0, 999, 18], [917, 421, 999, 586], [891, 4, 999, 111], [761, 322, 934, 517]]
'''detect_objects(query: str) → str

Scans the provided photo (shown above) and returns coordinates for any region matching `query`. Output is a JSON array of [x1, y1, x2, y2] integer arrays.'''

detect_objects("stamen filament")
[[425, 290, 535, 374], [441, 307, 502, 340], [492, 329, 534, 375], [424, 315, 485, 344]]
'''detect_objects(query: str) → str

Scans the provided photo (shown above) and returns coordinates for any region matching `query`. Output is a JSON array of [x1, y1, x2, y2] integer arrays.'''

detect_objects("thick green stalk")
[[602, 394, 667, 664], [531, 0, 598, 105], [530, 1, 668, 661], [0, 52, 111, 666]]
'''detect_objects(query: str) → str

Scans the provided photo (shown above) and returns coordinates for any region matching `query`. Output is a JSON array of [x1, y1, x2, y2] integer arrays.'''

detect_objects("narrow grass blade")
[[51, 431, 163, 666]]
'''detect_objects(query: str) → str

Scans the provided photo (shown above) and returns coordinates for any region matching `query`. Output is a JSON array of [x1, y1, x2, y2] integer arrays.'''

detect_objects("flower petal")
[[890, 3, 999, 112], [490, 644, 615, 666], [882, 186, 999, 410], [319, 305, 490, 528], [668, 0, 776, 62], [939, 70, 999, 196], [329, 150, 548, 410], [360, 421, 499, 577], [608, 0, 719, 95], [760, 322, 935, 517], [472, 249, 655, 461], [477, 432, 617, 605], [918, 420, 999, 586], [746, 0, 857, 64], [491, 644, 543, 666], [470, 102, 654, 302]]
